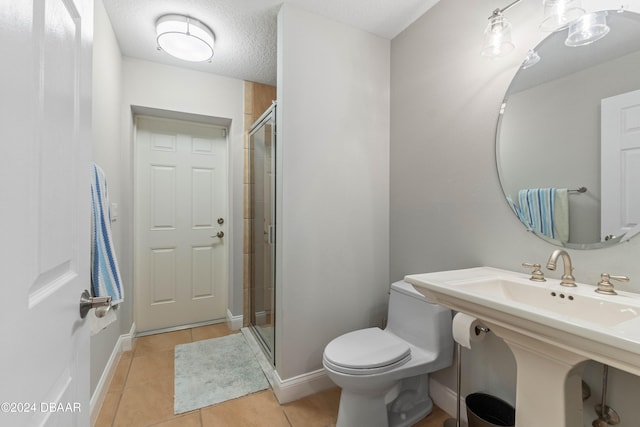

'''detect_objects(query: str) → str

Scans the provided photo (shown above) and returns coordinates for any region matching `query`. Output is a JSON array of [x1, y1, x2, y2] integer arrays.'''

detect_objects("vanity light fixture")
[[482, 0, 586, 58], [540, 0, 586, 31], [565, 11, 610, 47], [156, 14, 215, 62], [520, 49, 541, 69], [481, 8, 516, 57]]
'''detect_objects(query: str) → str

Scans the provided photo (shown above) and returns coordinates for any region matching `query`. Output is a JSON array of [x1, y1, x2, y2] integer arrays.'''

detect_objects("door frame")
[[247, 103, 277, 364], [131, 109, 233, 333]]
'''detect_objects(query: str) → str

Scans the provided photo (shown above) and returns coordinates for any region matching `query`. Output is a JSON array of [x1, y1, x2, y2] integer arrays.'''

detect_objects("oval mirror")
[[496, 10, 640, 249]]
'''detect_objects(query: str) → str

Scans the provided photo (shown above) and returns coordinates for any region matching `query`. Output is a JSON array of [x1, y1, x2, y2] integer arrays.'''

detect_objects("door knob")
[[211, 231, 224, 238], [217, 218, 224, 225], [79, 290, 112, 319]]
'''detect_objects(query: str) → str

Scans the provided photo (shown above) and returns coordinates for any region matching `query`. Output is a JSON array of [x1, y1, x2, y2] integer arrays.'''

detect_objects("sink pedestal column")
[[490, 324, 588, 427]]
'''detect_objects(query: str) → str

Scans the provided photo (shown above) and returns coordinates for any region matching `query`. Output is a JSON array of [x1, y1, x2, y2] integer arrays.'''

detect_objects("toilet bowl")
[[323, 280, 453, 427]]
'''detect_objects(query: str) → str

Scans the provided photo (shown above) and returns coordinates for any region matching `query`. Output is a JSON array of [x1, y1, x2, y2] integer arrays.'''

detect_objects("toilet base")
[[336, 390, 389, 427], [335, 375, 433, 427], [388, 374, 433, 427], [389, 395, 433, 427]]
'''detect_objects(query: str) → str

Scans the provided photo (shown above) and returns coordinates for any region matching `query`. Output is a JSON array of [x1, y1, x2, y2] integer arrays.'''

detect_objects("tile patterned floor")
[[94, 323, 451, 427]]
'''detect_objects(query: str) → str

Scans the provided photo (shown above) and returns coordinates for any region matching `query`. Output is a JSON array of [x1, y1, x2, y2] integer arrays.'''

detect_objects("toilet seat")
[[323, 328, 411, 375]]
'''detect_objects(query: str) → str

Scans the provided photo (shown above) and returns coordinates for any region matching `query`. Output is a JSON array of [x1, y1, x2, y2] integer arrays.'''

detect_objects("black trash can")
[[466, 393, 515, 427]]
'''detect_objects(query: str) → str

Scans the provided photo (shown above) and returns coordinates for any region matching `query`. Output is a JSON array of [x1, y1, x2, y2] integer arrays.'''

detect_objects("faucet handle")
[[595, 273, 630, 295], [522, 263, 546, 282]]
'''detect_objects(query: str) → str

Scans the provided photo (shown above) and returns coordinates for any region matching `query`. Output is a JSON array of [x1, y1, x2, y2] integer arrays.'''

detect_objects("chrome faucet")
[[546, 249, 576, 287]]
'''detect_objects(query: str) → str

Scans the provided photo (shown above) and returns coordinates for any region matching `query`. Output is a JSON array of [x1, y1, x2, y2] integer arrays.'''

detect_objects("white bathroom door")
[[601, 89, 640, 240], [0, 0, 92, 425], [135, 117, 229, 332]]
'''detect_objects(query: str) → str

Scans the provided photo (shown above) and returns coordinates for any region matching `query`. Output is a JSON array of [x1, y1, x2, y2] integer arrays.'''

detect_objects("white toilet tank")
[[386, 280, 453, 353]]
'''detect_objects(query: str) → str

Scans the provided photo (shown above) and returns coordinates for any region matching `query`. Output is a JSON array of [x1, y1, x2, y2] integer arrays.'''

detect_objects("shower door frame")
[[248, 102, 277, 364]]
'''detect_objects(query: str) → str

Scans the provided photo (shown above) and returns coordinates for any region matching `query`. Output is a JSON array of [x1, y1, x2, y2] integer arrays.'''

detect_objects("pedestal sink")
[[405, 267, 640, 427]]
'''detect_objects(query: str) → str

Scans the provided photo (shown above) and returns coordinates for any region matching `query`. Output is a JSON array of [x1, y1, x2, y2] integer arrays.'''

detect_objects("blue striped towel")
[[91, 163, 124, 304], [516, 188, 569, 242]]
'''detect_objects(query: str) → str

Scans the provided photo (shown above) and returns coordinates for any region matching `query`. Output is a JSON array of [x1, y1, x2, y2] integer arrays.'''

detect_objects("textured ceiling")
[[102, 0, 439, 86]]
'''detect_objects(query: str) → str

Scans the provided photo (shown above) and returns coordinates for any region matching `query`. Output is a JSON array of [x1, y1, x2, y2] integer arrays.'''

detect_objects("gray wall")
[[390, 0, 640, 423], [276, 4, 391, 380], [90, 0, 128, 396]]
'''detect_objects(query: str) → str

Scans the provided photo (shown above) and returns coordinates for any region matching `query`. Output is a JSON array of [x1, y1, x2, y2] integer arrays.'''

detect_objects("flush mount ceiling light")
[[156, 14, 215, 62]]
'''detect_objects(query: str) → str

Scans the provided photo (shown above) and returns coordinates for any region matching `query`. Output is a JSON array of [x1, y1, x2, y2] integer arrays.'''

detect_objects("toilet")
[[323, 280, 453, 427]]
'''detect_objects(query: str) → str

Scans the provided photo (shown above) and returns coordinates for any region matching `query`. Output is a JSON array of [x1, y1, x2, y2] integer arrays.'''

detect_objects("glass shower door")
[[248, 104, 276, 363]]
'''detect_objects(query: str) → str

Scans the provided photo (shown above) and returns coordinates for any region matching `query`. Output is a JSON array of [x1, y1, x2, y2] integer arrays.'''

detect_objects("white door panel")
[[135, 117, 228, 332], [0, 0, 92, 425], [601, 89, 640, 240]]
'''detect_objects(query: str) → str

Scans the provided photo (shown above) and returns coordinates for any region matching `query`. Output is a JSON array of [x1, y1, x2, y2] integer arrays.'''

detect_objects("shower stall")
[[248, 102, 277, 363]]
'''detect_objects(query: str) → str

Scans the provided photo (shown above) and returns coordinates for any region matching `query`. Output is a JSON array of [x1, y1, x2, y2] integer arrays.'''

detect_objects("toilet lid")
[[323, 328, 411, 375]]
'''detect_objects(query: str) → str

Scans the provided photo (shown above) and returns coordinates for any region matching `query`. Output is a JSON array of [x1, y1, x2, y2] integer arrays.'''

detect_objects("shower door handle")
[[267, 225, 274, 245]]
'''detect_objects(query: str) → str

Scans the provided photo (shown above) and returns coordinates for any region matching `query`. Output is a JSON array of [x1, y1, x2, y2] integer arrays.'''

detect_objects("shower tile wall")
[[243, 81, 277, 326]]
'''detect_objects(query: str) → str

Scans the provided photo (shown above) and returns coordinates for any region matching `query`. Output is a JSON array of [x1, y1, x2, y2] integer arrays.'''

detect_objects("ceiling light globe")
[[156, 15, 215, 62]]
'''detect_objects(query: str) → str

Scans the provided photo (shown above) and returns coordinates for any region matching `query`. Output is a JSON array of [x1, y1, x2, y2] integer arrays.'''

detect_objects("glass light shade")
[[156, 15, 215, 62], [565, 11, 610, 47], [540, 0, 585, 31], [521, 49, 541, 69], [482, 14, 515, 58]]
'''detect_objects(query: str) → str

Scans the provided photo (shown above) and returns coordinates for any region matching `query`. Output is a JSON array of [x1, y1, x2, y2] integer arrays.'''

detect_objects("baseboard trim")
[[227, 309, 243, 330], [121, 322, 135, 351], [90, 322, 135, 426], [240, 327, 335, 404], [272, 369, 335, 404], [428, 376, 466, 424]]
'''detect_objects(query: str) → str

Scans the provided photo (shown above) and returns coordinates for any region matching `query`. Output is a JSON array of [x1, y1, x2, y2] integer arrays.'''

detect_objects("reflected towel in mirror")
[[514, 188, 569, 243]]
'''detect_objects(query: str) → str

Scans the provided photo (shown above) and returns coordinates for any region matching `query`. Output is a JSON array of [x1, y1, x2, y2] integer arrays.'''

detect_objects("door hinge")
[[222, 128, 227, 137]]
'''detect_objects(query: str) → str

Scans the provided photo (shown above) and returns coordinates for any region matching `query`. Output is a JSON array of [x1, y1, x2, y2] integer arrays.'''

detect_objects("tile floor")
[[95, 323, 451, 427]]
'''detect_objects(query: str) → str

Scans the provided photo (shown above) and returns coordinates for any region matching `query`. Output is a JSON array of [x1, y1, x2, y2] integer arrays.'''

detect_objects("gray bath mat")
[[174, 333, 269, 414]]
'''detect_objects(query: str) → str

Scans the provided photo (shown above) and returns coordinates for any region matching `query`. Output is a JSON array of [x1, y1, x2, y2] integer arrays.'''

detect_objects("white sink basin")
[[405, 267, 640, 368], [405, 267, 640, 427], [454, 276, 639, 327]]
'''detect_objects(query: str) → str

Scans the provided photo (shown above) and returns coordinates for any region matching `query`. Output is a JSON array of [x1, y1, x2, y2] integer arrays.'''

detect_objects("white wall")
[[276, 4, 391, 380], [120, 58, 246, 322], [390, 0, 640, 424], [90, 0, 126, 396]]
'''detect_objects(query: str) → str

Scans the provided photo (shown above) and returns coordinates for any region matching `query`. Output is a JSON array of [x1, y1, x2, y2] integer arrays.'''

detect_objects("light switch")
[[110, 202, 119, 222]]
